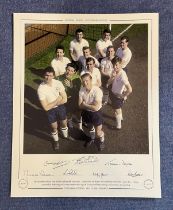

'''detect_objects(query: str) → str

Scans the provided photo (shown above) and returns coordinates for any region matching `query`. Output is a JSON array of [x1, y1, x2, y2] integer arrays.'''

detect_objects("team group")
[[37, 28, 132, 151]]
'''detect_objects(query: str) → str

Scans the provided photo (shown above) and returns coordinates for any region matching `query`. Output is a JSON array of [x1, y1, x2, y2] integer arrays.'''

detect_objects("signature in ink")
[[105, 159, 121, 166], [44, 160, 70, 169], [73, 156, 98, 165], [122, 160, 133, 166], [128, 171, 143, 177], [63, 169, 77, 176], [105, 159, 133, 166], [93, 172, 108, 178]]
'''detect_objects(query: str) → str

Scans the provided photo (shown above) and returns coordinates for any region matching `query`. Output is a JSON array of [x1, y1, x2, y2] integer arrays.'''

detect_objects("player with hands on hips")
[[108, 57, 132, 129]]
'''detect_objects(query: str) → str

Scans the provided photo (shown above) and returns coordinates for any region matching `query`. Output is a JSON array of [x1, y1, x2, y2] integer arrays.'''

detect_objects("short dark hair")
[[103, 29, 111, 34], [86, 57, 95, 64], [66, 62, 77, 71], [111, 56, 122, 66], [81, 72, 92, 80], [121, 36, 129, 42], [44, 66, 55, 76], [83, 46, 90, 51], [55, 45, 64, 52], [107, 45, 115, 51], [75, 28, 84, 34]]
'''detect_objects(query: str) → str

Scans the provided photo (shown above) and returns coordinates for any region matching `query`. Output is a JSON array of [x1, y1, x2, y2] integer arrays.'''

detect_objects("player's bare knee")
[[114, 108, 121, 116], [95, 125, 103, 137], [50, 122, 58, 132], [60, 119, 67, 128]]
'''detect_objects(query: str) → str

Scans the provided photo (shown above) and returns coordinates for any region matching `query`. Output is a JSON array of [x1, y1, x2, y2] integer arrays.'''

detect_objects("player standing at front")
[[56, 63, 82, 130], [37, 67, 69, 151], [79, 73, 105, 151], [108, 57, 132, 129]]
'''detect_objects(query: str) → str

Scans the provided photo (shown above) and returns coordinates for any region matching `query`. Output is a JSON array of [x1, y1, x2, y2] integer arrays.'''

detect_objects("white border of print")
[[11, 13, 160, 198]]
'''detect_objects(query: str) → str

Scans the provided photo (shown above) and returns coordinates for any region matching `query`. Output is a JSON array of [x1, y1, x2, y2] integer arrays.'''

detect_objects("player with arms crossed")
[[79, 73, 105, 151], [108, 57, 132, 129], [37, 67, 69, 151]]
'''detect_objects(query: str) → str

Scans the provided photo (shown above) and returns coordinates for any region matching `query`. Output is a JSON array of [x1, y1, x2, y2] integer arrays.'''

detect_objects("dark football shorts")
[[47, 105, 67, 124], [81, 109, 102, 126], [109, 91, 124, 109]]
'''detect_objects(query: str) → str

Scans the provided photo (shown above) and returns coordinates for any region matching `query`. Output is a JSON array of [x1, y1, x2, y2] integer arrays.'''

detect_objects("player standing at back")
[[116, 36, 132, 73], [96, 29, 112, 63], [69, 28, 89, 62], [108, 57, 132, 129]]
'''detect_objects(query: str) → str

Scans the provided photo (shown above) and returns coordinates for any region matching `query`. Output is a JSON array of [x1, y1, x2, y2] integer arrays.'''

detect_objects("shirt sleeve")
[[58, 81, 65, 92], [96, 40, 102, 50], [122, 50, 132, 64], [121, 73, 130, 85], [51, 59, 56, 70], [65, 57, 71, 64], [116, 48, 120, 57], [95, 58, 100, 68], [37, 86, 46, 101], [79, 88, 84, 101], [100, 59, 106, 69], [69, 41, 74, 51], [95, 88, 103, 102], [84, 39, 89, 47], [96, 69, 101, 81]]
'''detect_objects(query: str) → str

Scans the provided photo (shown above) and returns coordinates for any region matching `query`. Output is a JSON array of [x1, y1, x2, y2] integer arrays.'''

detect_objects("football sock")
[[99, 133, 105, 142], [61, 127, 68, 138], [78, 117, 83, 130], [51, 131, 59, 141], [116, 114, 122, 129], [89, 127, 95, 140]]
